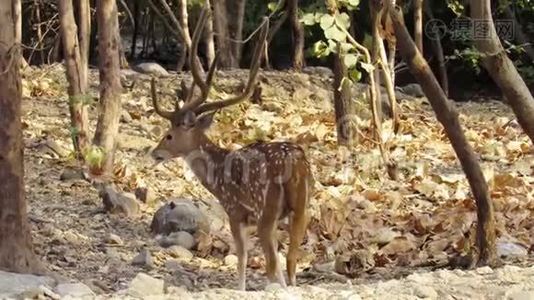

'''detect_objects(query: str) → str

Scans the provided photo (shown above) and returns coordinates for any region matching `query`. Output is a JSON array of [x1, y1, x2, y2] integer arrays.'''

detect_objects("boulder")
[[150, 199, 209, 235]]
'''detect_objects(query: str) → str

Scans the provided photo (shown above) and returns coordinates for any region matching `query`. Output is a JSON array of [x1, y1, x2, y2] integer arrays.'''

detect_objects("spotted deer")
[[150, 8, 312, 290]]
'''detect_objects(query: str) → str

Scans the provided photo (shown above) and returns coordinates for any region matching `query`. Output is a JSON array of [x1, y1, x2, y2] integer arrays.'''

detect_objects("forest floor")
[[19, 64, 534, 299]]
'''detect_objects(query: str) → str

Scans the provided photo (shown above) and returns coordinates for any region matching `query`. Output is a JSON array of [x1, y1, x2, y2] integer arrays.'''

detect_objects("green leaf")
[[335, 12, 351, 30], [320, 14, 335, 30], [343, 53, 359, 69], [324, 25, 346, 42], [339, 42, 353, 53], [339, 77, 352, 91], [349, 69, 362, 82], [268, 2, 278, 12], [360, 62, 375, 73], [348, 0, 360, 7], [312, 40, 331, 58], [301, 13, 316, 26]]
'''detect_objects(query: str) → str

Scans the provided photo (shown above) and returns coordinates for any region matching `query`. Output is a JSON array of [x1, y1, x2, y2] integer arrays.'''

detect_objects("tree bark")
[[333, 48, 355, 145], [129, 0, 140, 59], [413, 0, 423, 53], [59, 0, 90, 158], [229, 0, 246, 64], [212, 0, 235, 68], [204, 0, 215, 65], [78, 0, 90, 88], [424, 1, 448, 96], [176, 0, 193, 69], [471, 0, 534, 145], [94, 0, 123, 174], [0, 0, 39, 273], [388, 2, 497, 266], [287, 0, 305, 70]]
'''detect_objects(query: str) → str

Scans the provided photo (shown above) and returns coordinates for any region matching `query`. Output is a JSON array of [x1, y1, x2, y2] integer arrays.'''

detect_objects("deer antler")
[[151, 8, 269, 122], [194, 17, 269, 115], [150, 7, 213, 121]]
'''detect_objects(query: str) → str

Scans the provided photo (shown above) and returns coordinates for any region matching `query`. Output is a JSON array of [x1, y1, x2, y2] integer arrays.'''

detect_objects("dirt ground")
[[20, 64, 534, 297]]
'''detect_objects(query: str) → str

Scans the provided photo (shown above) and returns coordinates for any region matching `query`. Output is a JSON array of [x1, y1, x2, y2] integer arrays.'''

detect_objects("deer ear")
[[197, 112, 215, 130], [183, 111, 197, 127]]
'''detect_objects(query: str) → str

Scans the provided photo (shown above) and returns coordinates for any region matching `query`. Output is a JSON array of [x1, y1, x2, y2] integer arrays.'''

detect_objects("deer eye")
[[166, 134, 172, 140]]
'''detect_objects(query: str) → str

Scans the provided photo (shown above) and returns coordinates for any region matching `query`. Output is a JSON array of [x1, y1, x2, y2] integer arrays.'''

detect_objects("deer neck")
[[183, 134, 229, 190]]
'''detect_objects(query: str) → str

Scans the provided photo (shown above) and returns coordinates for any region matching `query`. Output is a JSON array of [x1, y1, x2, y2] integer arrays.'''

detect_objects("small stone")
[[99, 185, 140, 217], [165, 259, 183, 271], [21, 285, 60, 300], [105, 233, 123, 245], [127, 273, 164, 298], [120, 111, 133, 123], [224, 254, 238, 267], [132, 249, 154, 268], [265, 282, 284, 292], [475, 266, 493, 275], [414, 286, 438, 299], [166, 245, 193, 261], [497, 242, 528, 259], [132, 62, 170, 77], [55, 282, 95, 298], [158, 231, 196, 249], [60, 168, 86, 181], [338, 290, 362, 300], [135, 186, 157, 205], [0, 270, 56, 299], [507, 290, 534, 300]]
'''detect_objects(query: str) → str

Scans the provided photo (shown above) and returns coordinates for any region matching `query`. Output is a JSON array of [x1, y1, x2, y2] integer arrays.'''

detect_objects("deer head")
[[150, 8, 269, 162]]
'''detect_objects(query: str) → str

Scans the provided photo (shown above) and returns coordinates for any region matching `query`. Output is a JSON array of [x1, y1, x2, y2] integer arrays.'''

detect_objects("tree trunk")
[[130, 0, 140, 59], [413, 0, 423, 53], [424, 1, 448, 96], [59, 0, 90, 158], [333, 48, 355, 145], [212, 0, 235, 68], [94, 0, 123, 174], [176, 0, 193, 69], [471, 0, 534, 145], [78, 0, 90, 88], [204, 0, 215, 65], [287, 0, 305, 70], [229, 0, 246, 65], [388, 1, 497, 266], [0, 0, 39, 272], [500, 5, 534, 62]]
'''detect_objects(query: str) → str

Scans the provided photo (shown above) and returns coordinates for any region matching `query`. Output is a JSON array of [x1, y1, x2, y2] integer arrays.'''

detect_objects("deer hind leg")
[[258, 210, 286, 287], [286, 177, 310, 286], [229, 219, 248, 290]]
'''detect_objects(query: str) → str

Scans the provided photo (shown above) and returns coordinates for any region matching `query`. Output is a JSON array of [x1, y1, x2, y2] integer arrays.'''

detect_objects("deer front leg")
[[229, 219, 248, 290]]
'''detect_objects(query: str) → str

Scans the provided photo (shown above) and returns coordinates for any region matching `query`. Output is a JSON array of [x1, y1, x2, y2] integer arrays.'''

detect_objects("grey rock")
[[132, 62, 170, 77], [120, 110, 133, 123], [507, 291, 534, 300], [105, 233, 124, 245], [0, 270, 56, 298], [165, 245, 194, 261], [150, 199, 209, 235], [55, 282, 95, 298], [60, 168, 86, 181], [414, 286, 438, 299], [223, 254, 238, 267], [127, 273, 165, 298], [99, 185, 140, 217], [303, 66, 334, 78], [497, 242, 528, 259], [158, 231, 196, 249], [132, 249, 154, 268], [397, 83, 425, 97], [135, 186, 157, 206], [20, 284, 60, 300]]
